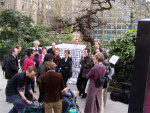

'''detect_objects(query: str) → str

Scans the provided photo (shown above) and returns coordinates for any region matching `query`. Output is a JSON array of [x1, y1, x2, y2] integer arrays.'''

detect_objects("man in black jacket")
[[47, 42, 55, 56], [5, 48, 20, 80], [5, 48, 20, 102], [77, 48, 93, 98]]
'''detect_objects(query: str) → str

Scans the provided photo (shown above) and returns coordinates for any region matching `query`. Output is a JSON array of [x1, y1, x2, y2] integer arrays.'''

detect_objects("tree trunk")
[[130, 6, 133, 29], [101, 12, 104, 43], [41, 0, 45, 25], [114, 18, 118, 38]]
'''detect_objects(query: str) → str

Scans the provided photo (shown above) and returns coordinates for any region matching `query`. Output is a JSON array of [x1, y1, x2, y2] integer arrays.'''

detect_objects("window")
[[29, 0, 33, 4], [29, 5, 33, 12], [46, 5, 48, 9], [7, 3, 10, 9], [22, 4, 27, 11], [22, 0, 27, 2]]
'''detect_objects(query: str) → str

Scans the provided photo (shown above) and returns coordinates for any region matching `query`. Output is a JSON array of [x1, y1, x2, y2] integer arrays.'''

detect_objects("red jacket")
[[23, 57, 35, 71]]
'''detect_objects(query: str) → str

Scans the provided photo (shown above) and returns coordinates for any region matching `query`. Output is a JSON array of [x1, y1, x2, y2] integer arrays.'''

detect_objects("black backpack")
[[121, 82, 131, 91], [110, 90, 120, 101], [2, 59, 7, 72], [119, 90, 130, 104]]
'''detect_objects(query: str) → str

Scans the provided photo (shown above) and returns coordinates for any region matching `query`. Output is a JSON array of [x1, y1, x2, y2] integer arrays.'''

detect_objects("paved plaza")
[[0, 65, 128, 113]]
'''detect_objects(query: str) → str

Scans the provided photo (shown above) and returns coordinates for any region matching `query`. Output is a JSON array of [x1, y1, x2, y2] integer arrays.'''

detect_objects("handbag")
[[95, 68, 106, 88]]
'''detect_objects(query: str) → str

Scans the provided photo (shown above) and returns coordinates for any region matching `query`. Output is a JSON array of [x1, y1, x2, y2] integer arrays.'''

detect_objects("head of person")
[[27, 49, 35, 58], [95, 41, 100, 49], [43, 54, 53, 64], [16, 45, 22, 53], [64, 50, 70, 58], [84, 48, 90, 57], [54, 48, 60, 56], [102, 51, 108, 60], [33, 40, 40, 49], [26, 66, 37, 79], [93, 52, 104, 64], [94, 48, 100, 54], [75, 39, 79, 45], [10, 48, 18, 57], [44, 61, 55, 73], [42, 46, 47, 55], [51, 42, 56, 49]]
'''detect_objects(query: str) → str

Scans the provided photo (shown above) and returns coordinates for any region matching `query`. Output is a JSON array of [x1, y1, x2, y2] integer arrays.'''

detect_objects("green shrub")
[[108, 29, 137, 83], [0, 9, 75, 62]]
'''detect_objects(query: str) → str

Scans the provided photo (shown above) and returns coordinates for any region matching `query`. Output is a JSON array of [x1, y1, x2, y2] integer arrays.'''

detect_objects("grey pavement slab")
[[0, 65, 128, 113]]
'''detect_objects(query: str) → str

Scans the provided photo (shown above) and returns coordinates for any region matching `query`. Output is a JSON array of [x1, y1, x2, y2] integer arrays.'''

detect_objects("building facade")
[[92, 0, 150, 42], [0, 0, 38, 24]]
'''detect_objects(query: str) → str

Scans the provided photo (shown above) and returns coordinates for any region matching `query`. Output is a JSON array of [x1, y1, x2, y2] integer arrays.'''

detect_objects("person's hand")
[[53, 63, 57, 67], [18, 69, 22, 73], [32, 94, 37, 100], [124, 61, 127, 64], [36, 51, 39, 55], [26, 100, 32, 105], [62, 88, 68, 93], [82, 56, 85, 60]]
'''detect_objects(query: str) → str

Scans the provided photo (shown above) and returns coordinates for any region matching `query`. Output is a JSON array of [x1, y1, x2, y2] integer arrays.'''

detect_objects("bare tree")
[[48, 0, 114, 46], [119, 0, 150, 29]]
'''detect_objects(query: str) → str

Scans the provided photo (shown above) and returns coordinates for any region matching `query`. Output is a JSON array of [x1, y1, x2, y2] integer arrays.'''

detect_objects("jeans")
[[7, 94, 27, 113]]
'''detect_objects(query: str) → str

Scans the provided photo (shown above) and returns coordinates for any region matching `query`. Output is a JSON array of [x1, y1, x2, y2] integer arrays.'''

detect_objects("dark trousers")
[[31, 79, 35, 92], [38, 83, 43, 103], [77, 75, 88, 95], [63, 76, 69, 87]]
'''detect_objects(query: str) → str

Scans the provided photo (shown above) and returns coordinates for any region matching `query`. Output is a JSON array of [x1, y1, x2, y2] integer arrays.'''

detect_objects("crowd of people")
[[4, 39, 111, 113]]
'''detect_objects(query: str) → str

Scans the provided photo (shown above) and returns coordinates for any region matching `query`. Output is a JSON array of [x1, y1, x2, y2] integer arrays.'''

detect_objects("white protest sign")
[[109, 55, 119, 65], [51, 43, 86, 84]]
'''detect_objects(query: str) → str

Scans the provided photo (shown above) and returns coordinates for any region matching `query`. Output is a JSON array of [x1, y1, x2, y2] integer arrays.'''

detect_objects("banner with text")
[[53, 43, 86, 84]]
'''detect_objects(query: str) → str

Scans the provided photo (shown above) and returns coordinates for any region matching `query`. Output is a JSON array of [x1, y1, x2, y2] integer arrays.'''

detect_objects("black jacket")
[[34, 48, 42, 68], [47, 48, 55, 56], [61, 57, 72, 78], [80, 55, 93, 77], [5, 54, 19, 79]]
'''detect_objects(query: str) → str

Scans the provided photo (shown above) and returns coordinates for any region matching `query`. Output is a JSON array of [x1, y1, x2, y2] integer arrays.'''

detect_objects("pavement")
[[0, 65, 128, 113]]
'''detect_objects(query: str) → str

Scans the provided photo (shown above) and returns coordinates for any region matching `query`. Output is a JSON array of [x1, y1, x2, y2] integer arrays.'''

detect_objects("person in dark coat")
[[15, 45, 22, 69], [33, 40, 42, 69], [53, 48, 61, 72], [5, 48, 20, 80], [61, 50, 72, 87], [84, 52, 106, 113], [47, 42, 55, 56], [77, 48, 93, 98], [102, 51, 110, 107], [5, 48, 20, 102], [40, 62, 65, 113], [37, 54, 53, 102]]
